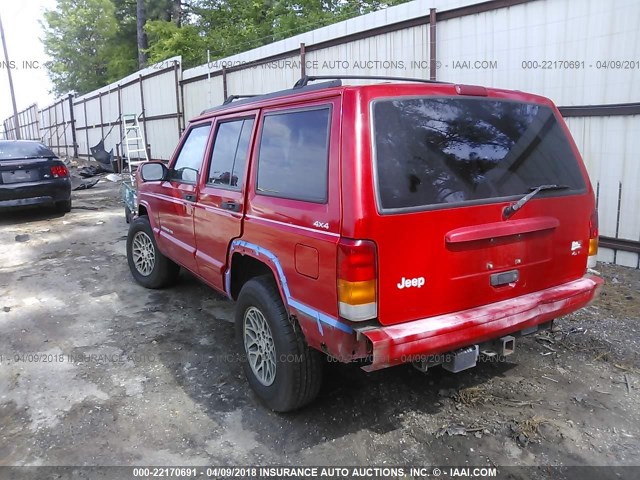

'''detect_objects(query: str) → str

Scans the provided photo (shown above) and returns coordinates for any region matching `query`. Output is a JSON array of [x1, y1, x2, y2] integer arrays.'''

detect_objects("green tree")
[[43, 0, 411, 94], [145, 0, 411, 69], [42, 0, 178, 94], [42, 0, 121, 95]]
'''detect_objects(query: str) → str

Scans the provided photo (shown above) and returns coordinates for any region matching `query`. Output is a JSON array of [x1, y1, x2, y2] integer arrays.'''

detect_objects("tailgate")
[[370, 96, 594, 326]]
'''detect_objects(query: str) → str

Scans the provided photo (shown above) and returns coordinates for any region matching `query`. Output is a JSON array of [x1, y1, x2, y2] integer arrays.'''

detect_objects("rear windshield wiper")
[[502, 184, 569, 220]]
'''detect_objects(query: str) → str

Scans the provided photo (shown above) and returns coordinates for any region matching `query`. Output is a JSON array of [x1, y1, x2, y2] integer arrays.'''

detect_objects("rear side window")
[[372, 98, 586, 211], [170, 124, 211, 182], [207, 118, 254, 188], [256, 108, 330, 203]]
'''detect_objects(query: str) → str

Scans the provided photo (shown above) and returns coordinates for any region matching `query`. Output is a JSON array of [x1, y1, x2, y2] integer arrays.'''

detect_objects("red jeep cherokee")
[[126, 76, 603, 412]]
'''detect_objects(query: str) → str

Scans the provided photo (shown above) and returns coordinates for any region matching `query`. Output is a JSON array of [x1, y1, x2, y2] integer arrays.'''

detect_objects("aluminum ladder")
[[122, 113, 149, 181]]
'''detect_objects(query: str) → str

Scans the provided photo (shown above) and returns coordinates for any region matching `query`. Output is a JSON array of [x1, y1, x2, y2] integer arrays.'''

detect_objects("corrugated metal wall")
[[39, 97, 75, 157], [565, 114, 640, 268], [2, 0, 638, 266], [40, 57, 183, 162], [2, 104, 40, 141], [435, 0, 639, 105]]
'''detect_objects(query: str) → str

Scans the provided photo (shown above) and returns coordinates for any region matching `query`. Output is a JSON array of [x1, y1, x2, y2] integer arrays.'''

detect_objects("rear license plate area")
[[2, 170, 37, 184], [490, 269, 520, 287]]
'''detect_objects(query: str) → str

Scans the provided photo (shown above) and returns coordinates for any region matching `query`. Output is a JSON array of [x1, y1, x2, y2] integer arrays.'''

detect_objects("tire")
[[125, 205, 132, 224], [55, 199, 72, 213], [126, 215, 180, 289], [235, 275, 323, 412]]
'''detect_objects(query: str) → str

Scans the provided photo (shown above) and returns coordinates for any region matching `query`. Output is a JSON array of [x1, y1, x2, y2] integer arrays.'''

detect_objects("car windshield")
[[0, 142, 57, 160], [372, 97, 586, 211]]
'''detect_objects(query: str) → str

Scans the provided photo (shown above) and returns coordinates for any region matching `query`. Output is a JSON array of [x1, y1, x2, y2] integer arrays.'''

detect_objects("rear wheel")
[[124, 205, 132, 224], [126, 216, 179, 288], [55, 199, 72, 213], [235, 275, 323, 412]]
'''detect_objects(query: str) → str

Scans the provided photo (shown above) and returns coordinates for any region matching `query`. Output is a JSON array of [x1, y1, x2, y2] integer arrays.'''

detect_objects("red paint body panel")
[[445, 216, 560, 243], [242, 96, 343, 319], [295, 244, 320, 279], [194, 110, 260, 290], [361, 275, 603, 371], [340, 84, 596, 326]]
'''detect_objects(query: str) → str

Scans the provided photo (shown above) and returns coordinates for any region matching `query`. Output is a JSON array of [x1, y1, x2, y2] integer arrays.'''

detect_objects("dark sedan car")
[[0, 140, 71, 212]]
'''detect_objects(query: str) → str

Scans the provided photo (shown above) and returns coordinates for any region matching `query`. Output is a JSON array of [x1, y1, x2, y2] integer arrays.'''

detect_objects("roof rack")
[[223, 94, 258, 105], [294, 75, 451, 88], [200, 74, 450, 115], [200, 80, 342, 115]]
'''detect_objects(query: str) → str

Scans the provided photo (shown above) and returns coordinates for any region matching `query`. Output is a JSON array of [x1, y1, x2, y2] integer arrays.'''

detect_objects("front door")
[[194, 113, 257, 291], [156, 122, 212, 274]]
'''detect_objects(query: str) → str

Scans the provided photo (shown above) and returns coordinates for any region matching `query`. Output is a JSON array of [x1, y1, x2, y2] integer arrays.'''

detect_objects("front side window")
[[256, 108, 331, 203], [170, 124, 211, 182], [207, 118, 254, 188], [372, 98, 586, 211]]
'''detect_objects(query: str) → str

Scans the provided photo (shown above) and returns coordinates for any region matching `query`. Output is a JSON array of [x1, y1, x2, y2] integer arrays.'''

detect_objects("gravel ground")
[[0, 179, 638, 478]]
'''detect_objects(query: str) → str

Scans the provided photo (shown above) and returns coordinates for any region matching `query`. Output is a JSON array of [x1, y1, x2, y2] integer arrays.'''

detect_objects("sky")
[[0, 0, 56, 125]]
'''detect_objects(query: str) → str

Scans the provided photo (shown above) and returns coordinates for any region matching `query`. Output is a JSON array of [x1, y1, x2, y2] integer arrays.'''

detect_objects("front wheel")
[[126, 216, 180, 288], [235, 276, 323, 412]]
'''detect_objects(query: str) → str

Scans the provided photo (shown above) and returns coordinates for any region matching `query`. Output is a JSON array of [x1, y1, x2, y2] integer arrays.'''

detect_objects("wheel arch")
[[226, 241, 290, 307], [138, 203, 149, 217], [228, 251, 285, 304]]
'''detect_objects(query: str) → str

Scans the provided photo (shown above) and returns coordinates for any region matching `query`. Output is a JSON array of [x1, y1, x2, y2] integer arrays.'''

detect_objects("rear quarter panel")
[[242, 95, 345, 345]]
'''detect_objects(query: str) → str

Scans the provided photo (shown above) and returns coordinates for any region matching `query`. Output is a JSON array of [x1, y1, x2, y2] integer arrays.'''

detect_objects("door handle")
[[183, 193, 196, 202], [221, 201, 241, 212]]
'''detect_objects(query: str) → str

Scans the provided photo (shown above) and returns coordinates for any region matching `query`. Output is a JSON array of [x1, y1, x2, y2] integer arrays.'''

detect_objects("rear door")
[[155, 122, 212, 273], [194, 112, 257, 291], [368, 96, 594, 325]]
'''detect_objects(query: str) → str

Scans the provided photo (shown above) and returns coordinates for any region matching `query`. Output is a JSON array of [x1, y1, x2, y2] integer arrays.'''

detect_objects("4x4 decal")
[[313, 221, 329, 230]]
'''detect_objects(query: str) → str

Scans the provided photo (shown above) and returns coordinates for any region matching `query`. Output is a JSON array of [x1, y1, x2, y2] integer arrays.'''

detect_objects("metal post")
[[61, 98, 68, 157], [54, 102, 59, 151], [98, 91, 105, 141], [116, 143, 122, 173], [117, 83, 123, 163], [68, 94, 78, 158], [222, 66, 228, 101], [83, 101, 90, 158], [429, 8, 437, 81], [138, 75, 151, 160], [300, 42, 306, 78], [174, 60, 181, 137], [47, 106, 53, 147], [180, 81, 186, 134], [0, 13, 20, 139]]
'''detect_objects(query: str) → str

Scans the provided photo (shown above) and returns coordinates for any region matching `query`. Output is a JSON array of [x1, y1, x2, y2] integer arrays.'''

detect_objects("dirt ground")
[[0, 179, 639, 477]]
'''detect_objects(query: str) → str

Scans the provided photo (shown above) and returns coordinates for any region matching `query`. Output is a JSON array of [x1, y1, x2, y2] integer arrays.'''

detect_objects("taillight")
[[337, 239, 377, 321], [588, 209, 598, 267], [50, 165, 69, 178]]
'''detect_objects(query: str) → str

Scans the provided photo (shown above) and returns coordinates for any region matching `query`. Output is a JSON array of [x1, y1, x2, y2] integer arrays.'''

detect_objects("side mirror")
[[178, 166, 199, 183], [139, 162, 167, 182]]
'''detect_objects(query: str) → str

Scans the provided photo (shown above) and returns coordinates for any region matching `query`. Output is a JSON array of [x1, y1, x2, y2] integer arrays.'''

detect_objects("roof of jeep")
[[191, 79, 555, 122]]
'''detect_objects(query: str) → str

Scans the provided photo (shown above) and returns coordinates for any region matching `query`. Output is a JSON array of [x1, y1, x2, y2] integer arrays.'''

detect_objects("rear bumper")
[[359, 275, 604, 371], [0, 179, 71, 208]]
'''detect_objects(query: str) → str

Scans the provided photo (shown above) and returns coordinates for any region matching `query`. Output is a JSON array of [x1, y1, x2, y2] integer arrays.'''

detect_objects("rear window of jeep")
[[372, 97, 586, 211]]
